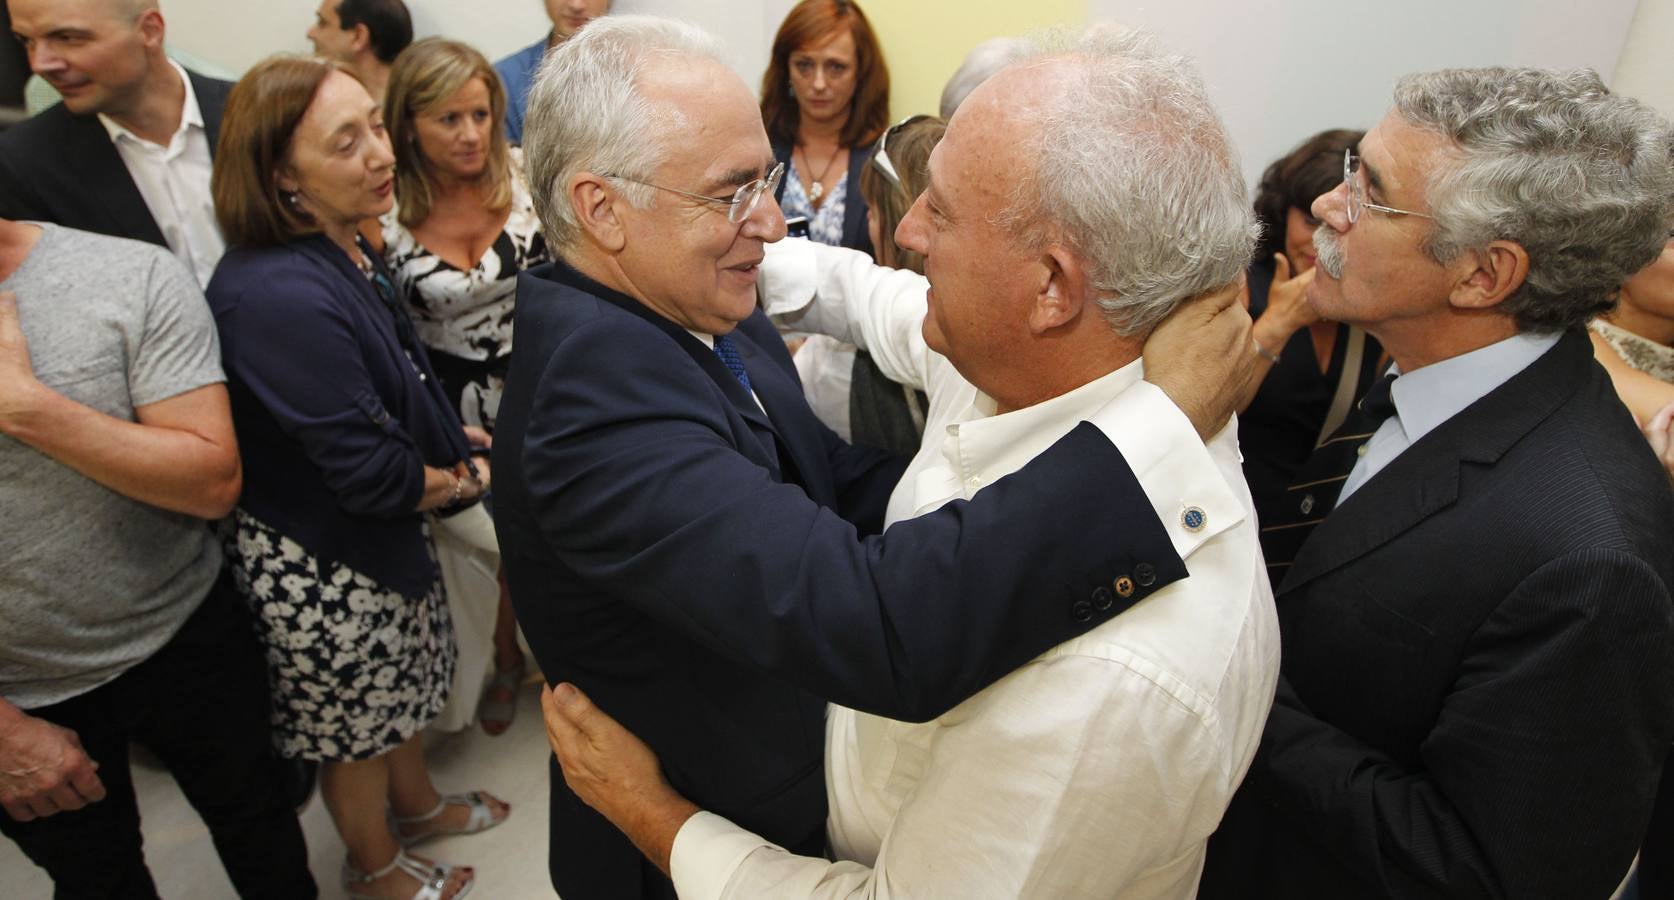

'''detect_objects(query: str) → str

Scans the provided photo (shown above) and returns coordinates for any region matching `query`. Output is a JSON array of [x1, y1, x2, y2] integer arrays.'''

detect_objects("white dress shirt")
[[98, 60, 224, 288], [666, 238, 1281, 899], [1339, 331, 1560, 503]]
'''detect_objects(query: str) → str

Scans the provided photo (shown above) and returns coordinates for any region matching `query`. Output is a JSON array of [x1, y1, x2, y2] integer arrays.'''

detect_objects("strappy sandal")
[[478, 661, 525, 736], [391, 791, 510, 847], [342, 849, 473, 900]]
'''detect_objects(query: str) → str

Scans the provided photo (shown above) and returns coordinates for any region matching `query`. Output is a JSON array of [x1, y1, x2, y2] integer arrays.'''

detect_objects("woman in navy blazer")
[[207, 56, 505, 900]]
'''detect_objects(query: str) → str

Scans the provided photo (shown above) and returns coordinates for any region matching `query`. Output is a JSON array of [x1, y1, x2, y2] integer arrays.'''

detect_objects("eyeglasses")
[[1343, 149, 1433, 224], [605, 162, 785, 225], [870, 114, 935, 191]]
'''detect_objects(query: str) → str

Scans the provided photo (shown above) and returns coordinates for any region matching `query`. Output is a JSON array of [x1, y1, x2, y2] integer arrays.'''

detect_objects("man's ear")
[[1449, 240, 1529, 311], [571, 172, 627, 253], [349, 24, 372, 55], [136, 8, 167, 51], [1028, 243, 1090, 334]]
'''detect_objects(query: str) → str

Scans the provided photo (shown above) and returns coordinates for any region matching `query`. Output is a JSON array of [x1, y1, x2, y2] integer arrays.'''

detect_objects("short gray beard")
[[1313, 227, 1345, 279]]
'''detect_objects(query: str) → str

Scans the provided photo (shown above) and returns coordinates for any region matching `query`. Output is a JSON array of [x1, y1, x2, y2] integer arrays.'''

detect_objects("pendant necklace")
[[797, 142, 842, 206]]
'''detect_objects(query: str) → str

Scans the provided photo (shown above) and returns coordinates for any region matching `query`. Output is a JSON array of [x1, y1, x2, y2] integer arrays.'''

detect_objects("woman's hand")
[[1644, 401, 1674, 479], [463, 425, 492, 450], [1252, 253, 1320, 351]]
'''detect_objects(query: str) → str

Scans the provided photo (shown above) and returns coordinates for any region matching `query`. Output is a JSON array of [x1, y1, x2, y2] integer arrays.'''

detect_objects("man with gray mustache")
[[1201, 67, 1674, 899]]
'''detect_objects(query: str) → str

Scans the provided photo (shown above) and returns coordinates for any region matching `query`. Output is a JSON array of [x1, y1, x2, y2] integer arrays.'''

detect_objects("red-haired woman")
[[760, 0, 891, 255]]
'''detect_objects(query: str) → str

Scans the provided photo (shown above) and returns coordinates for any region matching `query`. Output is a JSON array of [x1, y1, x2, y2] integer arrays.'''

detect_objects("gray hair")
[[999, 26, 1256, 336], [939, 37, 1030, 119], [522, 15, 726, 253], [1394, 67, 1674, 332]]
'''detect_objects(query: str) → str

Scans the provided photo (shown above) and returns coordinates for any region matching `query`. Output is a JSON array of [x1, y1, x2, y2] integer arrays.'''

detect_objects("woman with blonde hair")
[[378, 38, 549, 736]]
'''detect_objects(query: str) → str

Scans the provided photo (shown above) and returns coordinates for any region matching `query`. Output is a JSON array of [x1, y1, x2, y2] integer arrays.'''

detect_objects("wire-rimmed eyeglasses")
[[870, 114, 935, 191], [1343, 148, 1433, 224], [605, 162, 786, 225]]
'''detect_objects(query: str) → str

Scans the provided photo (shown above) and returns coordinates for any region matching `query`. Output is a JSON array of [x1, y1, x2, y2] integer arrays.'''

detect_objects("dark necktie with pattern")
[[1259, 372, 1399, 578], [713, 334, 753, 390]]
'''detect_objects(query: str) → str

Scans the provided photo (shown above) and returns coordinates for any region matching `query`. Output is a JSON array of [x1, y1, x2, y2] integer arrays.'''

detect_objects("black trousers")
[[0, 578, 317, 900]]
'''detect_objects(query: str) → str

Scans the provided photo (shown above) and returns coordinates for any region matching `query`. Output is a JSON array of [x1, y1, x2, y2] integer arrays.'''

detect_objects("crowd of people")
[[1, 1, 1671, 899]]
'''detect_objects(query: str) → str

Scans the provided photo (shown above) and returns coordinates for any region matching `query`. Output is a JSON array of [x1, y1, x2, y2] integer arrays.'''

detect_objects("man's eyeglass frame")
[[605, 161, 786, 225], [1343, 148, 1433, 224]]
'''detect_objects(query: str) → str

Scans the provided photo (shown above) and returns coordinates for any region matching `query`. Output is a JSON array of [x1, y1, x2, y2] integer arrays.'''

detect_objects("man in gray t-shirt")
[[0, 220, 314, 897]]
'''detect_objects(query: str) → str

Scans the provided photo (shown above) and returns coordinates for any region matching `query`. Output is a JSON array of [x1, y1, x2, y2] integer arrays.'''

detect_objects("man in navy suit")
[[492, 16, 1253, 900], [0, 0, 229, 287], [1199, 67, 1674, 899]]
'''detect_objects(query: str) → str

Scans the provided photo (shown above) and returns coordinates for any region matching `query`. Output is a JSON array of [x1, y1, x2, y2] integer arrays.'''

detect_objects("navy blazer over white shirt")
[[493, 260, 1189, 898]]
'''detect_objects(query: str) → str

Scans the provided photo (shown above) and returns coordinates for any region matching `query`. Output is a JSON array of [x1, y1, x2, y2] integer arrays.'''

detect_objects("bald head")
[[9, 0, 170, 120]]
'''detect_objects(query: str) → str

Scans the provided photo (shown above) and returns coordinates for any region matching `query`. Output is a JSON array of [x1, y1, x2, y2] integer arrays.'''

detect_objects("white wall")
[[164, 0, 1658, 188], [162, 0, 795, 94], [1086, 0, 1642, 186], [1614, 0, 1674, 118]]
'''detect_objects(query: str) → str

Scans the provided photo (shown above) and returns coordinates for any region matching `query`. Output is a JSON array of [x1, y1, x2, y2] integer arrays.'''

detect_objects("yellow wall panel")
[[862, 0, 1088, 120]]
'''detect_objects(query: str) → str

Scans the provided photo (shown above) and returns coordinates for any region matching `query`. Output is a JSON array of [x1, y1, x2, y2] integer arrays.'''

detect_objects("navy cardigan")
[[208, 234, 471, 598]]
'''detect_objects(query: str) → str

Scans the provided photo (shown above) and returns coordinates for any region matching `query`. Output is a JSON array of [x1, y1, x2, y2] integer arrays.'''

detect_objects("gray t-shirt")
[[1, 223, 226, 709]]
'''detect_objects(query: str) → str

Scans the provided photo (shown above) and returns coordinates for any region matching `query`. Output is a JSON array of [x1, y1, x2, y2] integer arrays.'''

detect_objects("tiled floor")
[[0, 682, 559, 899]]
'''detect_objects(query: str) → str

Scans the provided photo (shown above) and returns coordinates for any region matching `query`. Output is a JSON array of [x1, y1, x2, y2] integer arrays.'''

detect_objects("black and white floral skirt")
[[224, 509, 455, 762]]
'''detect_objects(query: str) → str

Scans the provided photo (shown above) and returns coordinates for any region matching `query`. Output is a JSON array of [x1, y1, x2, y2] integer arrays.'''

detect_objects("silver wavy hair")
[[997, 26, 1257, 336], [1395, 67, 1674, 331], [522, 15, 726, 254]]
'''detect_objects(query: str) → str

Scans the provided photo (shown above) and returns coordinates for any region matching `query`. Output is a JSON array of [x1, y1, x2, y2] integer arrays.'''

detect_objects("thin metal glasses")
[[1343, 148, 1433, 224], [870, 114, 934, 191], [607, 162, 786, 224]]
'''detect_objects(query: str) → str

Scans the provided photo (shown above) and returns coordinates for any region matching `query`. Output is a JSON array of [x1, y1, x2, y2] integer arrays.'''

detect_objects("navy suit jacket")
[[1201, 329, 1674, 899], [493, 261, 1187, 898], [0, 69, 229, 245]]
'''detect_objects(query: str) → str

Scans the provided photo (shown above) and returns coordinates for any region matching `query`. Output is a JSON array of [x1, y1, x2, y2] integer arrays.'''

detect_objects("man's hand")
[[542, 683, 700, 876], [0, 710, 105, 822], [1144, 279, 1254, 439], [0, 291, 47, 432], [1644, 400, 1674, 479]]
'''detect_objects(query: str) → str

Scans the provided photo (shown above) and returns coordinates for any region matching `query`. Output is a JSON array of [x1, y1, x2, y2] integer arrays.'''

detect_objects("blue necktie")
[[713, 335, 753, 390]]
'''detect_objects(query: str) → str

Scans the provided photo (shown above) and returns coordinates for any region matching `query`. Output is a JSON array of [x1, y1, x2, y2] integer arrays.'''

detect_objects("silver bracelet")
[[1251, 337, 1282, 364]]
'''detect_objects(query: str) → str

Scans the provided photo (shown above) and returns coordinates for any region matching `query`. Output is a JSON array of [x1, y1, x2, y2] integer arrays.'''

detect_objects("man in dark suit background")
[[1200, 67, 1674, 899], [492, 15, 1252, 899], [0, 0, 229, 287]]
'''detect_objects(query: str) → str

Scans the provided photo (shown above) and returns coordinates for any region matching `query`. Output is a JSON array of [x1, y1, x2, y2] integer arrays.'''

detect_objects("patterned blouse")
[[381, 147, 548, 430], [780, 156, 850, 248], [1592, 318, 1674, 384]]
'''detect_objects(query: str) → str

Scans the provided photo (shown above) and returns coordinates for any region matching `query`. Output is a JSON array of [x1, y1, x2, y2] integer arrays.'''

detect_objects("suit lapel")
[[1278, 329, 1589, 596], [188, 70, 231, 150], [732, 329, 824, 490], [56, 112, 165, 246], [545, 263, 789, 472]]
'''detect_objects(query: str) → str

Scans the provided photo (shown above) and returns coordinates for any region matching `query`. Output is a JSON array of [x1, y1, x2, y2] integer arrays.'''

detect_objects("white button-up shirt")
[[98, 60, 224, 288], [666, 238, 1281, 899]]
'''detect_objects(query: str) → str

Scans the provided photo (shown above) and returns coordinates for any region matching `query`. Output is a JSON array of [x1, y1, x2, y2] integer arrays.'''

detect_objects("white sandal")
[[342, 849, 473, 900], [390, 791, 508, 847]]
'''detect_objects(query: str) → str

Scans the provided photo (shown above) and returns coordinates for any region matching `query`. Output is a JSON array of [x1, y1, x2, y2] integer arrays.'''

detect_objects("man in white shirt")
[[540, 27, 1281, 899], [0, 0, 228, 287]]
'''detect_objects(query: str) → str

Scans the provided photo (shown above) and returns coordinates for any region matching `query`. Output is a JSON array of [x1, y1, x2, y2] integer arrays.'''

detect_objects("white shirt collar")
[[1386, 330, 1561, 445], [98, 59, 202, 147]]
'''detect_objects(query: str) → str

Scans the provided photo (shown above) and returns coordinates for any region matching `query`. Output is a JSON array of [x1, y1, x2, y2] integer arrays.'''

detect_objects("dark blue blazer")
[[208, 236, 471, 599], [1201, 329, 1674, 899], [772, 138, 874, 257], [493, 260, 1187, 898], [0, 69, 230, 247]]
